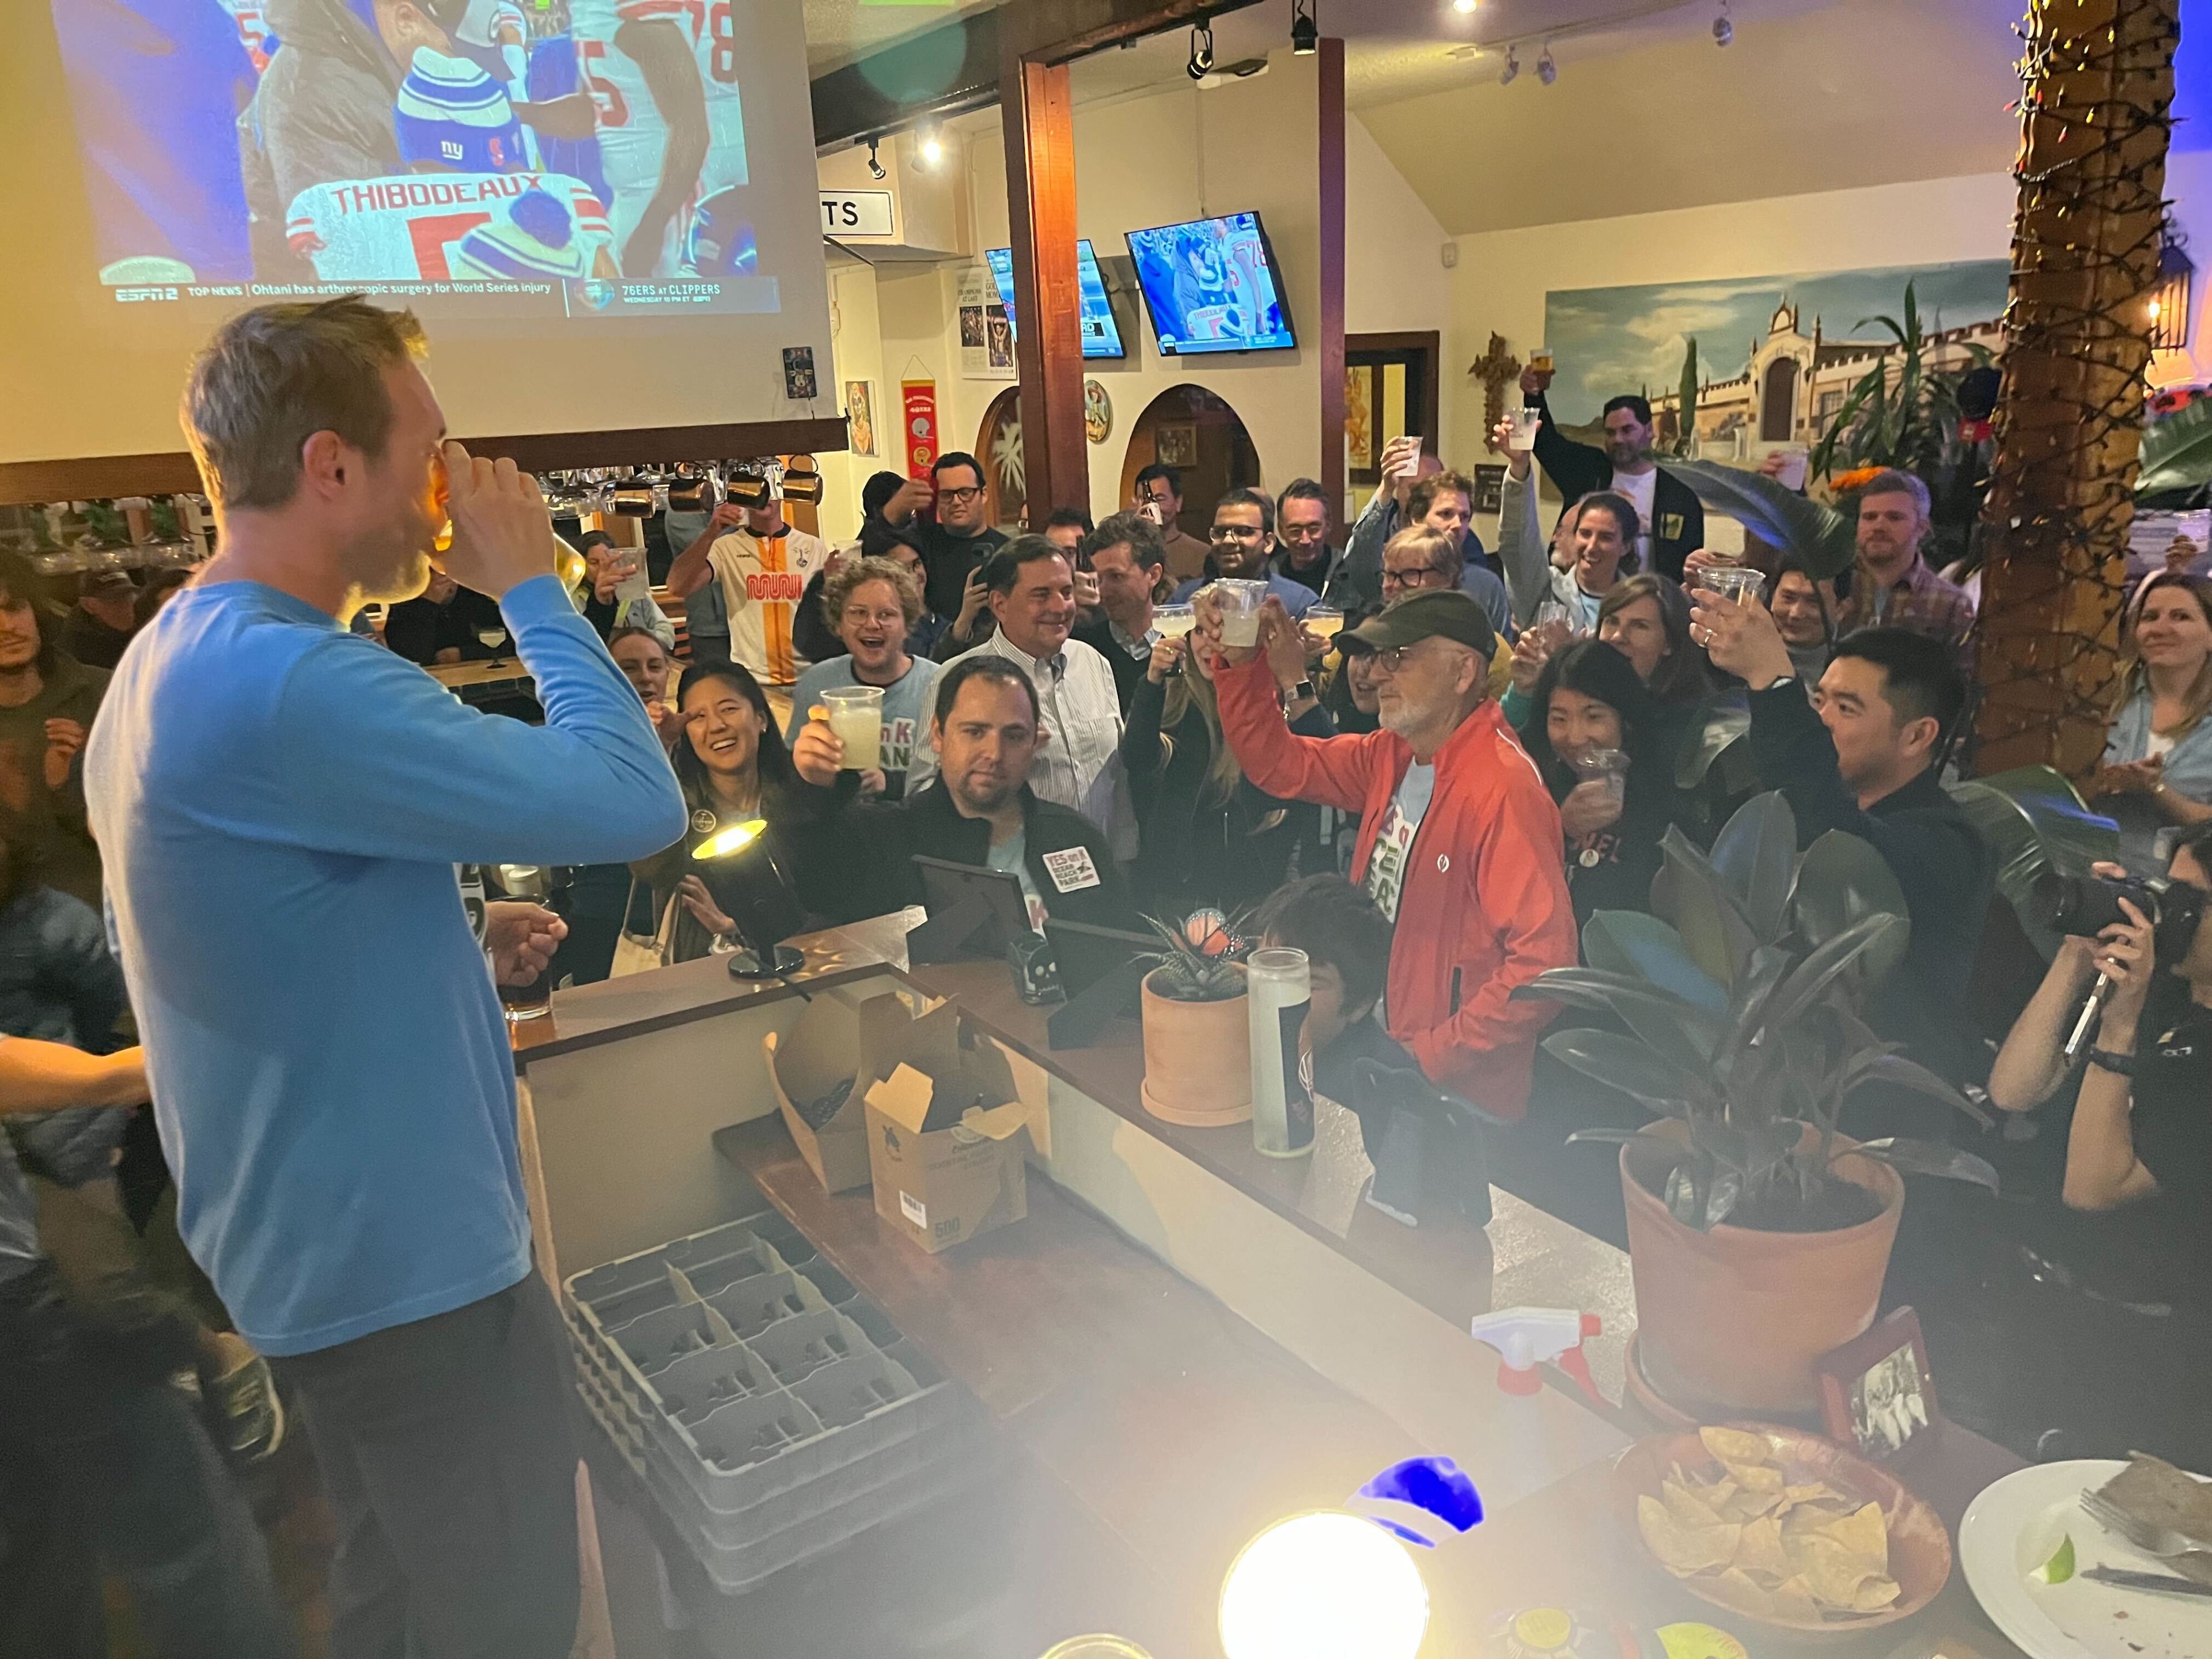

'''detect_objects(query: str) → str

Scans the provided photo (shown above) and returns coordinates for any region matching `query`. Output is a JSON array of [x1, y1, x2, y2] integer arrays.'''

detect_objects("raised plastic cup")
[[1568, 747, 1629, 809], [1215, 579, 1269, 647], [1304, 605, 1344, 645], [820, 684, 884, 772], [1699, 565, 1768, 607], [1508, 407, 1541, 453]]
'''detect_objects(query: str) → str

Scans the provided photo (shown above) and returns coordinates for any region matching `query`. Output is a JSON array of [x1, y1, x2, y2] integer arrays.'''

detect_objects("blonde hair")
[[1382, 524, 1460, 585], [2111, 571, 2212, 737], [821, 555, 923, 630], [182, 297, 428, 510], [1161, 655, 1247, 808]]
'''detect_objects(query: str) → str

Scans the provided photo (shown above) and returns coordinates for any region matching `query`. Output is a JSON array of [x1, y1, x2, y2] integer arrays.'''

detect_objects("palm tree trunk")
[[1973, 0, 2180, 778]]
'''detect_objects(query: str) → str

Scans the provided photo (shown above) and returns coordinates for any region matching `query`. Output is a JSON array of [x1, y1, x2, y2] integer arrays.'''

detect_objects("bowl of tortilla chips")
[[1613, 1422, 1952, 1636]]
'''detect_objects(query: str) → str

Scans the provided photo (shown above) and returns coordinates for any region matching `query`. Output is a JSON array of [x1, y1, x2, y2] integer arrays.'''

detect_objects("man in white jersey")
[[287, 171, 615, 282], [569, 0, 749, 276], [665, 490, 828, 686]]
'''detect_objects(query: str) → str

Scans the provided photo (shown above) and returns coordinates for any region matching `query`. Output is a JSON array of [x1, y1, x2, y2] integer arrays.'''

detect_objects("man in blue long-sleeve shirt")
[[85, 298, 686, 1659]]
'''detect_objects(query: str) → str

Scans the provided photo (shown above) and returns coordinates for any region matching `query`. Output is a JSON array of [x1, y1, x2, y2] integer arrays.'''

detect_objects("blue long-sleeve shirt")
[[84, 575, 685, 1356]]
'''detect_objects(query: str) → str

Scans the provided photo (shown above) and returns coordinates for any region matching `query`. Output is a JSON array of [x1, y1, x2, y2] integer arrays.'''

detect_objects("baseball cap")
[[84, 571, 137, 597], [1339, 589, 1495, 660]]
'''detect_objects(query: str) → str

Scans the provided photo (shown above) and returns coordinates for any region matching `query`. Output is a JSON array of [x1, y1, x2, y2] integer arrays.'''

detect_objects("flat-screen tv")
[[984, 241, 1125, 359], [1123, 211, 1296, 356]]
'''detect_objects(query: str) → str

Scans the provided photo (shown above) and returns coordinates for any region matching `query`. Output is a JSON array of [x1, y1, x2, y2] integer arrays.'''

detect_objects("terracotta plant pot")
[[1620, 1122, 1903, 1415], [1139, 968, 1251, 1127]]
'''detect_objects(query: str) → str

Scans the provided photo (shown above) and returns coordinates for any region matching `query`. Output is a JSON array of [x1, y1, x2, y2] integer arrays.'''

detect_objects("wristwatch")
[[2086, 1046, 2138, 1077], [1289, 679, 1316, 703]]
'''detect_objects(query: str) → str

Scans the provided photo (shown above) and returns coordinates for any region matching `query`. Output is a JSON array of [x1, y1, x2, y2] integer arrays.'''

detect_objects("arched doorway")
[[975, 389, 1026, 533], [1760, 358, 1798, 442], [1119, 384, 1261, 539]]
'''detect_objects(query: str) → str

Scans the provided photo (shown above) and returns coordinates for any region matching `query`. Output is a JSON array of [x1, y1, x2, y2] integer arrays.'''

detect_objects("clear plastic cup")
[[820, 684, 884, 771], [1698, 566, 1768, 607], [1304, 605, 1344, 645], [1508, 407, 1541, 453], [1567, 747, 1628, 809], [1216, 579, 1269, 647], [1772, 447, 1809, 491], [1530, 345, 1554, 374]]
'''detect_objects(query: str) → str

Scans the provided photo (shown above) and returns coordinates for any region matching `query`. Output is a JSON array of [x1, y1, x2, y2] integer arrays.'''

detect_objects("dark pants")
[[269, 1272, 581, 1659], [0, 1262, 291, 1659]]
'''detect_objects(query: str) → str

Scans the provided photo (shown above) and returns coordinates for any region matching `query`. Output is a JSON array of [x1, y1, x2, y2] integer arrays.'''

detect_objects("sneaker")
[[204, 1352, 286, 1464]]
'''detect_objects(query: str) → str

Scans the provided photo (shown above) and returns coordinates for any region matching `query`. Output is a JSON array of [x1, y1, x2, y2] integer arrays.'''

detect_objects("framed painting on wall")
[[845, 381, 877, 457], [1155, 423, 1198, 469], [1346, 365, 1376, 474]]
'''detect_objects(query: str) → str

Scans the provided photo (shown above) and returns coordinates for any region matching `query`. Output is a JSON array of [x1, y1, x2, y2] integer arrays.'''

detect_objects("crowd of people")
[[12, 295, 2209, 1652]]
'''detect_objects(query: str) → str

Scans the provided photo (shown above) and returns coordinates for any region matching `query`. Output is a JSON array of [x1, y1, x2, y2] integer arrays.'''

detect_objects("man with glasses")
[[1171, 488, 1320, 618], [869, 452, 1010, 624], [1334, 453, 1508, 624], [1133, 463, 1213, 584], [1204, 588, 1575, 1122], [1274, 478, 1336, 593]]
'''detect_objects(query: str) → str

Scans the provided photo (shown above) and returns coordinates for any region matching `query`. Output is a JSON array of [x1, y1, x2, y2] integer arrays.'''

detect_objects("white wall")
[[1345, 113, 1455, 461], [1442, 173, 2020, 468]]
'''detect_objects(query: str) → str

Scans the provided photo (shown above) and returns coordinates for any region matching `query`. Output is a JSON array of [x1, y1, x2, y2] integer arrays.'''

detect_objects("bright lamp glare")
[[918, 132, 945, 167], [1219, 1512, 1429, 1659], [691, 819, 766, 862], [1453, 0, 1478, 12]]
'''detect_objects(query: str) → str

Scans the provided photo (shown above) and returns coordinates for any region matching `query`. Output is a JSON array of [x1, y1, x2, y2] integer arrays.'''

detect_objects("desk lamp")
[[690, 819, 806, 980]]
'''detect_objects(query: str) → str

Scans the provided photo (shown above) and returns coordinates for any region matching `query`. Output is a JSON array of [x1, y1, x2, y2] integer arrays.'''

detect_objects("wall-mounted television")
[[984, 240, 1126, 359], [1123, 211, 1296, 356]]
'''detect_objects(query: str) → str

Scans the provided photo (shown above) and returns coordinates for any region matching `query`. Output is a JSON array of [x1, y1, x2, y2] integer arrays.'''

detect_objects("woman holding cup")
[[1519, 639, 1678, 923], [1494, 416, 1638, 633]]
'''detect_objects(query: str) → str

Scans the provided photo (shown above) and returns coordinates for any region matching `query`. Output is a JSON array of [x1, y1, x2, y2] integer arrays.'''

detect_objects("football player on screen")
[[569, 0, 751, 277]]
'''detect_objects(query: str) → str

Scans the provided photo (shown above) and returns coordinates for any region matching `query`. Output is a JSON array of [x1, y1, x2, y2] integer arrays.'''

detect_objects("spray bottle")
[[1468, 1307, 1604, 1406]]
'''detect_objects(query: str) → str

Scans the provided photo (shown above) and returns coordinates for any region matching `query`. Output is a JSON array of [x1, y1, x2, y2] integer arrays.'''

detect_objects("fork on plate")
[[2081, 1487, 2212, 1583]]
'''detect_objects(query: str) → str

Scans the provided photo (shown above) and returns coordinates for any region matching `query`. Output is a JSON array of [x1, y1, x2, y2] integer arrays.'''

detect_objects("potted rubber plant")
[[1516, 793, 1997, 1414], [1135, 908, 1253, 1128]]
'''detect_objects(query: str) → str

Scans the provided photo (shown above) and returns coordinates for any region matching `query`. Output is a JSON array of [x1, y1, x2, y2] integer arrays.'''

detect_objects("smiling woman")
[[2094, 572, 2212, 873], [785, 557, 941, 798]]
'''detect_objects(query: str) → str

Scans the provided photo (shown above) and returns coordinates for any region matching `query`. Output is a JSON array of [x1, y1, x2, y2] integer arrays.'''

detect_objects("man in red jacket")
[[1209, 589, 1576, 1120]]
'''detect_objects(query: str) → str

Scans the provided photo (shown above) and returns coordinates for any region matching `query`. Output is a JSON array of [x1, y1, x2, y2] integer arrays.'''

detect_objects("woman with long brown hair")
[[2094, 571, 2212, 874]]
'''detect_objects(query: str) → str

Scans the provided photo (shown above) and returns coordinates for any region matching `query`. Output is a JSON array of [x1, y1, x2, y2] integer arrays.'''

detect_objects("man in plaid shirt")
[[1834, 469, 1977, 673]]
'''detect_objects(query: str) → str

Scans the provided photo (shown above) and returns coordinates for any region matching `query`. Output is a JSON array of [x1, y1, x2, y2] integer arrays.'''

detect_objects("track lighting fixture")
[[1290, 0, 1317, 56], [865, 135, 885, 180], [1498, 41, 1519, 84], [1536, 41, 1556, 84], [1188, 17, 1216, 81], [1713, 0, 1733, 46]]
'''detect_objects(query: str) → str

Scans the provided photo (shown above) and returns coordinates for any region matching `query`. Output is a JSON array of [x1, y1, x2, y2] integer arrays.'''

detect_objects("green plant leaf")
[[1766, 913, 1907, 1030], [1540, 1029, 1697, 1107], [1947, 768, 2120, 957], [1790, 830, 1912, 986], [1835, 1052, 1994, 1129], [1669, 460, 1858, 578], [1673, 700, 1751, 790], [2138, 393, 2212, 495], [1566, 1126, 1661, 1145], [1521, 968, 1728, 1064], [1853, 1137, 2001, 1194], [1580, 911, 1730, 1014], [1650, 832, 1756, 988], [1708, 792, 1797, 942]]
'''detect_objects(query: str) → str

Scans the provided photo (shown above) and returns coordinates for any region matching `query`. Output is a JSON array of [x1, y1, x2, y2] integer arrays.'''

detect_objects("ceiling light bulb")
[[1536, 44, 1556, 84], [1499, 42, 1520, 84], [1453, 0, 1478, 12], [1290, 0, 1317, 55], [915, 128, 944, 169], [1713, 0, 1732, 45], [1188, 19, 1216, 81]]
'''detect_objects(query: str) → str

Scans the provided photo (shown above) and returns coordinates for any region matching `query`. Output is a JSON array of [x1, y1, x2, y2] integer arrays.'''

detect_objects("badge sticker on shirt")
[[692, 809, 719, 836], [1660, 513, 1685, 540], [1042, 846, 1102, 893]]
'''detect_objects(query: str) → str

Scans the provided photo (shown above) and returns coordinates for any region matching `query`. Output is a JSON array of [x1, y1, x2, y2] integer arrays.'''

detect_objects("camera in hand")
[[2034, 869, 2207, 959]]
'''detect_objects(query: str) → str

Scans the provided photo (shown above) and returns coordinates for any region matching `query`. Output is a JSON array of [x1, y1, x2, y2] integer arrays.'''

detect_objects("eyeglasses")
[[1210, 525, 1264, 543], [1380, 565, 1448, 590], [937, 486, 984, 504], [1368, 643, 1426, 673]]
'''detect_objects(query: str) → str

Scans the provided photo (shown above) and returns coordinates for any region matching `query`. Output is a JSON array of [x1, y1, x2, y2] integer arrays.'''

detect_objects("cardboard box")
[[863, 1004, 1036, 1254], [763, 985, 935, 1194]]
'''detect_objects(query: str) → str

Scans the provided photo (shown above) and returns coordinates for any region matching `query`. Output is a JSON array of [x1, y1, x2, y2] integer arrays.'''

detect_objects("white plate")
[[1959, 1459, 2212, 1659]]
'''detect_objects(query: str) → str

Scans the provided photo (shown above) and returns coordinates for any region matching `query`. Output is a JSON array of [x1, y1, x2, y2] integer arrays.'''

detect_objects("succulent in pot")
[[1136, 907, 1255, 1126]]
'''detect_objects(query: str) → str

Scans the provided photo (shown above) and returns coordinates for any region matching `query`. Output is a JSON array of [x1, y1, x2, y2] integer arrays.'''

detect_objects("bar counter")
[[515, 918, 2032, 1657]]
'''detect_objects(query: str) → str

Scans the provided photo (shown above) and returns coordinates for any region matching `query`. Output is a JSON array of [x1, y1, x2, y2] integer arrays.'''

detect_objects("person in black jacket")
[[382, 566, 506, 664], [1520, 367, 1703, 583], [1070, 512, 1168, 713], [1694, 599, 1994, 1093], [1518, 639, 1679, 926], [789, 656, 1130, 931], [1122, 598, 1333, 914]]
